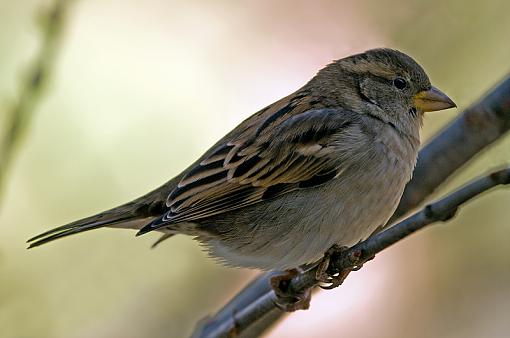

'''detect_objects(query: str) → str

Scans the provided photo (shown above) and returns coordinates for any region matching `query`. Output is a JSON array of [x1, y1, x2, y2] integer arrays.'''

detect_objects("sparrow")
[[28, 48, 455, 308]]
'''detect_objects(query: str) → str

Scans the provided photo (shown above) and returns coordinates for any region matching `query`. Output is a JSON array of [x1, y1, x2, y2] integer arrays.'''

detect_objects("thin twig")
[[197, 167, 510, 338], [192, 74, 510, 338], [0, 0, 72, 201]]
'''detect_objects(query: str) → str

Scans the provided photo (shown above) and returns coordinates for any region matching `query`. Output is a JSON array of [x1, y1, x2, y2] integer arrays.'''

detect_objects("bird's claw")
[[270, 269, 311, 312], [315, 244, 370, 289], [315, 245, 348, 289]]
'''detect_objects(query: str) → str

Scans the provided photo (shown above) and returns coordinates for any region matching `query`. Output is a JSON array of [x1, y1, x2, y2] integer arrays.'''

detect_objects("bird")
[[28, 48, 455, 309]]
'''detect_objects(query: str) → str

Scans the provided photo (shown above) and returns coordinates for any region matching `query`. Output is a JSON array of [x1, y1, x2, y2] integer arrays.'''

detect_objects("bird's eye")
[[393, 78, 407, 90]]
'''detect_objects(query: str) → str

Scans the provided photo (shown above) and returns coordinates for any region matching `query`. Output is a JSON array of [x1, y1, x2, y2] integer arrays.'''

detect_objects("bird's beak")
[[413, 86, 456, 112]]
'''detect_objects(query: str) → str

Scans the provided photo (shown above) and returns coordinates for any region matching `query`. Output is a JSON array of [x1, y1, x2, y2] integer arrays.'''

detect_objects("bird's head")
[[308, 48, 456, 136]]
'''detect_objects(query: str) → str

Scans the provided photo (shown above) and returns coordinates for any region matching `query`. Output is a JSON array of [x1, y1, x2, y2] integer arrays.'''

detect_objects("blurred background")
[[1, 0, 510, 337]]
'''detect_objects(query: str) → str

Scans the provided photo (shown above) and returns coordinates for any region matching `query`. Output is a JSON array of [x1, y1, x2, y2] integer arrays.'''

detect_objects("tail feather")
[[151, 233, 175, 249], [27, 180, 178, 248], [27, 214, 137, 248]]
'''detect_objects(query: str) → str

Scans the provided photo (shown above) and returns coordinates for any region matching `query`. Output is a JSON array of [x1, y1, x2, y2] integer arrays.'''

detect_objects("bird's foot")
[[315, 245, 350, 289], [315, 244, 373, 290], [270, 268, 311, 312]]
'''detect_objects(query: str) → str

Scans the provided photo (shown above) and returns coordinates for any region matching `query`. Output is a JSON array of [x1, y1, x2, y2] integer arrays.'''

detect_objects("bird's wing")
[[138, 107, 362, 234]]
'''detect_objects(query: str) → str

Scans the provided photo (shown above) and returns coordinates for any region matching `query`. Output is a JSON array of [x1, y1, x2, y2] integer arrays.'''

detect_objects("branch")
[[197, 167, 510, 338], [192, 74, 510, 338], [0, 0, 72, 201]]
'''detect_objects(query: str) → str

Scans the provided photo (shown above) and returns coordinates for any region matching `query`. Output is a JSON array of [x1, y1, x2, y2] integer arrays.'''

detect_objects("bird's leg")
[[270, 268, 312, 312], [315, 244, 351, 289], [315, 244, 375, 290]]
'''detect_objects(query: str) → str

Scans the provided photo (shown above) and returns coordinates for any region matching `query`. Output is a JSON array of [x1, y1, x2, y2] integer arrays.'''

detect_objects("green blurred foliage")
[[0, 1, 509, 337]]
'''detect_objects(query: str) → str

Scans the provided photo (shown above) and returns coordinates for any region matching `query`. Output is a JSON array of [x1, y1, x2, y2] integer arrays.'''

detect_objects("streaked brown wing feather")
[[160, 105, 353, 225]]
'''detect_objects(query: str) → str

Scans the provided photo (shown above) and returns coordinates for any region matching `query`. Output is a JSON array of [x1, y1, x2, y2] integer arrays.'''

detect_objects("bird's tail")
[[27, 179, 177, 248], [26, 203, 149, 248]]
